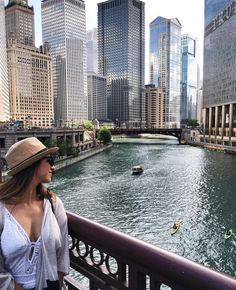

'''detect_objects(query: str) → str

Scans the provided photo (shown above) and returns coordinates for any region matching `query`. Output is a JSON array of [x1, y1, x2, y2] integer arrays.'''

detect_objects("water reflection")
[[51, 140, 236, 276]]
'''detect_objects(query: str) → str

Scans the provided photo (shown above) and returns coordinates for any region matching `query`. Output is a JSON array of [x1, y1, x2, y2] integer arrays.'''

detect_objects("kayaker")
[[173, 223, 178, 229], [226, 228, 232, 235]]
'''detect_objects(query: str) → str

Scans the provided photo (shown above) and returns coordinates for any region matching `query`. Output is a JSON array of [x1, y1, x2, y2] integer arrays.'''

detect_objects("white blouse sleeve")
[[53, 196, 70, 274]]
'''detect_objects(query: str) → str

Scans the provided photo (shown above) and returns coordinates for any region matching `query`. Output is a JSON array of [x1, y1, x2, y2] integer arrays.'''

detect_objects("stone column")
[[209, 107, 212, 142], [215, 106, 218, 144], [80, 131, 84, 143], [221, 105, 225, 143], [5, 134, 18, 153], [229, 104, 233, 146], [203, 108, 206, 142], [50, 133, 57, 144], [72, 132, 76, 147]]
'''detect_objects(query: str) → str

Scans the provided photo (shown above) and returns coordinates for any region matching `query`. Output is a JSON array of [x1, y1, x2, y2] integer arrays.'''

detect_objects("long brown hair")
[[0, 159, 55, 202]]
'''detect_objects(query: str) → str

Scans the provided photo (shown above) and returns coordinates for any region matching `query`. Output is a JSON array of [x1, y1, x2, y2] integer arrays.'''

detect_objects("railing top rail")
[[67, 211, 236, 290]]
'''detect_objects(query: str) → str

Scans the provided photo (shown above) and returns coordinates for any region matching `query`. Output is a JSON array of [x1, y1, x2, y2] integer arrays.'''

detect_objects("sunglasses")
[[45, 156, 54, 166]]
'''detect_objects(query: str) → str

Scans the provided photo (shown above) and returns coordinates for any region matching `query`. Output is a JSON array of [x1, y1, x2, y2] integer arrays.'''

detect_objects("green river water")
[[51, 138, 236, 277]]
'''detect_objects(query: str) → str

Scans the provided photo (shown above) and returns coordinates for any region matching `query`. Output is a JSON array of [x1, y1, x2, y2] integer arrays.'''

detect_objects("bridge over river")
[[110, 127, 183, 143]]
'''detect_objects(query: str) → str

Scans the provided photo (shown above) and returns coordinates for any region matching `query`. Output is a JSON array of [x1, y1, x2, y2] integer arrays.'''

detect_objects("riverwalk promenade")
[[188, 140, 236, 154], [54, 143, 113, 172]]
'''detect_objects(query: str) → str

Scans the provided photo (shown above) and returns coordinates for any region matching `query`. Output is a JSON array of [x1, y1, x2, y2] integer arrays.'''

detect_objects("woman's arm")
[[58, 271, 65, 289]]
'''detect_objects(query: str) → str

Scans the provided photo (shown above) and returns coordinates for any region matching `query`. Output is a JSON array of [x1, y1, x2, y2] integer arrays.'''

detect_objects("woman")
[[0, 137, 70, 290]]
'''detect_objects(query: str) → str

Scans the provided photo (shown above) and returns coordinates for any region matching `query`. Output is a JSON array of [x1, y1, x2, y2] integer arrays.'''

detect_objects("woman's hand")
[[14, 282, 24, 290]]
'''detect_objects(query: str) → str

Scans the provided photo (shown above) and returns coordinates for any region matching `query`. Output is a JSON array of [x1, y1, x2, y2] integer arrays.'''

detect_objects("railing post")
[[64, 276, 87, 290], [128, 268, 146, 289], [90, 281, 99, 290], [117, 262, 126, 282], [150, 279, 162, 290]]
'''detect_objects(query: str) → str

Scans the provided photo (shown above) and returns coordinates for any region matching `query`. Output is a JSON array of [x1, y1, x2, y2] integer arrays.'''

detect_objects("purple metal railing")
[[64, 212, 236, 290]]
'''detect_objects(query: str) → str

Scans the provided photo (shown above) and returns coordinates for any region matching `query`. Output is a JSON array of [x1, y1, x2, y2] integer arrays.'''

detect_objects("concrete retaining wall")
[[187, 141, 236, 154], [55, 144, 113, 171]]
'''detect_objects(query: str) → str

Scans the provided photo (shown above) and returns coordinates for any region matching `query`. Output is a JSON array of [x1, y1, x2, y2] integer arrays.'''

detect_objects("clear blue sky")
[[18, 0, 205, 82]]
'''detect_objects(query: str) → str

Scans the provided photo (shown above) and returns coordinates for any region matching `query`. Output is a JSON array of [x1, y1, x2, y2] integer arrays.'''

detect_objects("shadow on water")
[[51, 140, 236, 277]]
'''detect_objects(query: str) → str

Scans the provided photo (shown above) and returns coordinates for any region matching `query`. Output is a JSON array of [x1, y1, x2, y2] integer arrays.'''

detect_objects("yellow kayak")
[[224, 229, 233, 240], [170, 222, 181, 235]]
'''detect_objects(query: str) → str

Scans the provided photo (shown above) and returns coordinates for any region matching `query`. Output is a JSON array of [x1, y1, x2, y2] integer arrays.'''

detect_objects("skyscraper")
[[5, 0, 54, 128], [204, 0, 232, 27], [98, 0, 145, 128], [0, 0, 10, 121], [87, 73, 107, 121], [42, 0, 87, 125], [203, 0, 236, 145], [145, 84, 163, 128], [149, 17, 181, 128], [87, 28, 98, 74], [5, 0, 34, 46], [181, 34, 198, 126]]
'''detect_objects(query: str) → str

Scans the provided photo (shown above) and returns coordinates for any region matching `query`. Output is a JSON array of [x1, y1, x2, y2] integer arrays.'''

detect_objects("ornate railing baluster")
[[128, 268, 146, 289], [65, 212, 236, 290], [117, 261, 126, 283], [149, 278, 161, 290]]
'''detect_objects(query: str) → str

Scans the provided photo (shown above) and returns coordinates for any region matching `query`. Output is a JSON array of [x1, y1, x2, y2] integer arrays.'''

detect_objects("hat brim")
[[7, 147, 59, 176]]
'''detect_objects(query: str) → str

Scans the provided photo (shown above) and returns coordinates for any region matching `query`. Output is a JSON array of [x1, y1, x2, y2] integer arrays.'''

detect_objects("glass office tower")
[[181, 34, 198, 126], [42, 0, 87, 125], [87, 73, 107, 121], [0, 0, 9, 121], [87, 28, 98, 74], [203, 0, 236, 145], [98, 0, 145, 128], [149, 17, 181, 128]]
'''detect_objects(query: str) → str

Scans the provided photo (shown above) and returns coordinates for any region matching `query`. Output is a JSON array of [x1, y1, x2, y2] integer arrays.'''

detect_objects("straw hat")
[[5, 137, 59, 176]]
